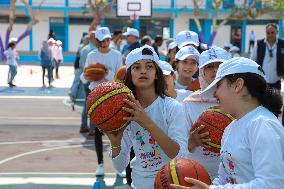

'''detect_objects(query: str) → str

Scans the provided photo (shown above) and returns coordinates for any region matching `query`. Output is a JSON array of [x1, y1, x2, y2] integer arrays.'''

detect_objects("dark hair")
[[141, 35, 152, 46], [224, 73, 283, 116], [154, 35, 163, 43], [8, 42, 16, 48], [266, 23, 278, 31], [124, 48, 166, 98], [113, 30, 122, 36]]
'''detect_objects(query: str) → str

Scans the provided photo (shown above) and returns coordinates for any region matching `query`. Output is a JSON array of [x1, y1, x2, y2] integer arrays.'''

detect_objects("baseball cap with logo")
[[95, 27, 112, 41], [158, 60, 174, 75], [176, 30, 200, 49], [125, 45, 159, 69], [199, 46, 231, 68], [175, 46, 200, 61], [202, 57, 265, 96], [123, 27, 140, 38]]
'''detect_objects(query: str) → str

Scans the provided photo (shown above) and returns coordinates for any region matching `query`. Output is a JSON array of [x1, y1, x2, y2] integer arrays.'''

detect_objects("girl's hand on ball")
[[170, 177, 210, 189], [122, 95, 153, 129], [188, 125, 211, 152]]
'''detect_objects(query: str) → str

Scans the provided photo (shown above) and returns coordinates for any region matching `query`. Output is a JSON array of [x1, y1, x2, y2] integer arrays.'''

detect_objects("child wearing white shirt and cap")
[[174, 46, 200, 90], [158, 60, 192, 102], [171, 57, 284, 189], [183, 46, 231, 179], [106, 45, 188, 189]]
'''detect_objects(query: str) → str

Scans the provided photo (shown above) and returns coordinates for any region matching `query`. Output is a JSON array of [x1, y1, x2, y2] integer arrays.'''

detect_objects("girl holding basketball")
[[171, 57, 284, 189], [183, 46, 231, 179], [106, 45, 188, 189]]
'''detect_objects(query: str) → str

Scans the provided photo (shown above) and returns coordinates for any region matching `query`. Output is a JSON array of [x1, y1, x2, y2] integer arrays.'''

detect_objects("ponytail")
[[259, 87, 283, 116]]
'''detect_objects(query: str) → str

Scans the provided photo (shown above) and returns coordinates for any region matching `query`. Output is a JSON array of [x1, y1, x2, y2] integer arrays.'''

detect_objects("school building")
[[0, 0, 283, 62]]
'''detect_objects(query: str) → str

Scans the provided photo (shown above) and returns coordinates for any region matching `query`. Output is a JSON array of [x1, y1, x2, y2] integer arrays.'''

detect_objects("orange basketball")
[[194, 107, 234, 153], [154, 158, 211, 189], [186, 79, 200, 91], [84, 63, 107, 82], [114, 66, 126, 83], [86, 81, 133, 132]]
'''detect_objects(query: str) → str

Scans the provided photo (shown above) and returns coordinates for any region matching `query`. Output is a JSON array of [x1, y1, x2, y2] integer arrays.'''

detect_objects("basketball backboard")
[[116, 0, 152, 17]]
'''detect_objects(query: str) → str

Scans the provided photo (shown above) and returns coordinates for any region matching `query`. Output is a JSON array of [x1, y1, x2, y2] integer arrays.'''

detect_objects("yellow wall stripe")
[[170, 159, 179, 185], [88, 86, 132, 117]]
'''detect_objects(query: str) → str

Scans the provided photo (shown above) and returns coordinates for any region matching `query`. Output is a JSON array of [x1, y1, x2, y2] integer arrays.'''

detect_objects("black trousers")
[[94, 127, 104, 164], [126, 148, 135, 185]]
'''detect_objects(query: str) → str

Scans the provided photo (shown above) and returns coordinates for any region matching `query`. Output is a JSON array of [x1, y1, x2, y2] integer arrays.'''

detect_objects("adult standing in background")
[[39, 41, 53, 88], [122, 27, 141, 58], [152, 35, 163, 58], [110, 30, 122, 51], [78, 31, 97, 135], [251, 23, 284, 120], [248, 30, 256, 54]]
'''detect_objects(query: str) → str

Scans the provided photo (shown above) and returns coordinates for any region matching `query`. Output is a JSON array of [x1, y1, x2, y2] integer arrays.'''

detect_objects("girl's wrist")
[[110, 143, 121, 149]]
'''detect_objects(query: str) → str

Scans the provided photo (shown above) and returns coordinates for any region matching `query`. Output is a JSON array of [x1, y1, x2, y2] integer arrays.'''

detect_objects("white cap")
[[9, 37, 18, 43], [229, 46, 240, 52], [168, 41, 177, 51], [123, 27, 140, 38], [125, 45, 159, 70], [202, 57, 265, 96], [56, 40, 62, 45], [95, 27, 112, 41], [157, 60, 174, 75], [176, 30, 199, 48], [175, 46, 200, 61], [48, 38, 55, 43], [224, 43, 232, 48], [199, 46, 231, 68]]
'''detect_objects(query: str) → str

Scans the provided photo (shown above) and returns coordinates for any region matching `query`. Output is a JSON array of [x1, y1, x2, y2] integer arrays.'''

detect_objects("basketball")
[[186, 79, 200, 91], [84, 63, 107, 82], [154, 158, 211, 189], [114, 66, 126, 83], [86, 81, 133, 132], [194, 107, 234, 153]]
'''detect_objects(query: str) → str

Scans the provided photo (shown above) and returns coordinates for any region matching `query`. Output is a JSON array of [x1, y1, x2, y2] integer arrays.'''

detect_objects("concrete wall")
[[213, 25, 231, 48], [68, 25, 89, 52], [173, 13, 190, 37]]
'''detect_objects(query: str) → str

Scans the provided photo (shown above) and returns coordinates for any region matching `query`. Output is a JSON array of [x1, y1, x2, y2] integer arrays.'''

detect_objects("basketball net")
[[130, 12, 139, 22]]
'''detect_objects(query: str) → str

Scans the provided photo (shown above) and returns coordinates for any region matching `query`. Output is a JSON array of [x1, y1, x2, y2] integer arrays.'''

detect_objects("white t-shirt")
[[183, 100, 219, 179], [4, 48, 18, 66], [110, 96, 188, 189], [175, 89, 192, 102], [81, 49, 122, 90], [211, 106, 284, 189]]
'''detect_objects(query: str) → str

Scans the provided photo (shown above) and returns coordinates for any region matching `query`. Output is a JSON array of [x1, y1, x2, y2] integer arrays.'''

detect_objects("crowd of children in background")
[[69, 23, 284, 189]]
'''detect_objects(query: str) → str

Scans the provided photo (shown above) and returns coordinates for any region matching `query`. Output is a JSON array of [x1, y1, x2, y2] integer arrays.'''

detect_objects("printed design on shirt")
[[220, 150, 237, 184], [202, 148, 219, 157], [135, 131, 145, 147], [134, 128, 162, 169]]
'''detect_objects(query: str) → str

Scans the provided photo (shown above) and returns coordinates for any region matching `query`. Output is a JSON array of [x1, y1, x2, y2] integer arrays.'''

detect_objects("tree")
[[0, 0, 40, 60], [83, 0, 114, 31], [192, 0, 283, 46]]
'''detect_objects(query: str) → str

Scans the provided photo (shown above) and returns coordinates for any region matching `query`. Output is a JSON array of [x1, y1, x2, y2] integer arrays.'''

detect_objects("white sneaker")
[[95, 164, 105, 176], [116, 170, 126, 177]]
